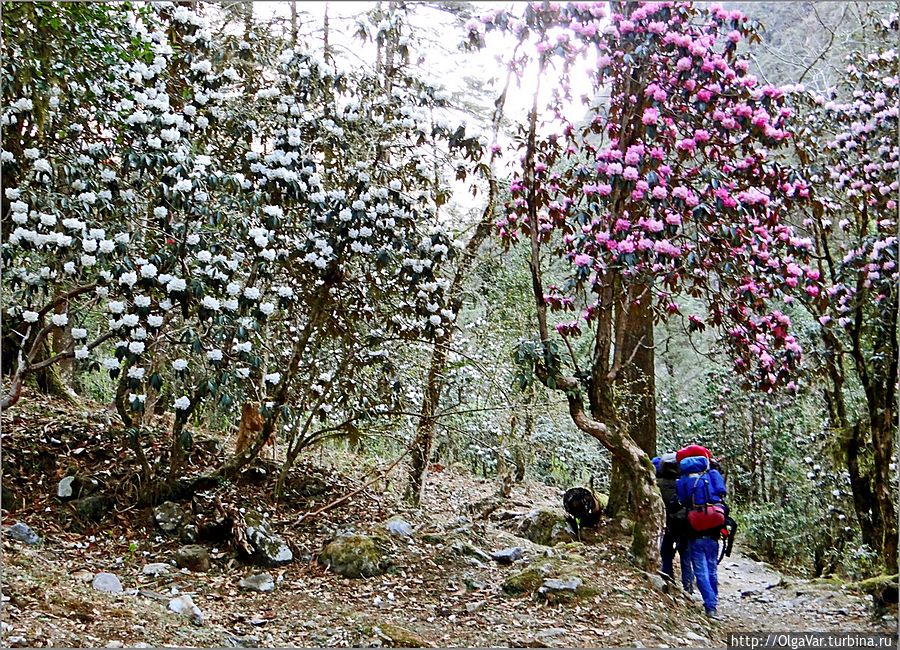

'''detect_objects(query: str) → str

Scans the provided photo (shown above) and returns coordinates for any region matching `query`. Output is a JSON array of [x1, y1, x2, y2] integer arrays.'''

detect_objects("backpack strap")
[[689, 470, 710, 509]]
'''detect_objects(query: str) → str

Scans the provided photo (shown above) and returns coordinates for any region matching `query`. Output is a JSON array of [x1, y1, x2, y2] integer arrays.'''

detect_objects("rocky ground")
[[1, 394, 897, 648]]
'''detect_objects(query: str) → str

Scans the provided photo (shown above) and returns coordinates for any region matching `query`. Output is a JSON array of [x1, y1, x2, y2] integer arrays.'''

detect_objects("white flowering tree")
[[2, 2, 486, 498], [2, 4, 297, 490], [795, 10, 899, 572], [222, 28, 488, 494]]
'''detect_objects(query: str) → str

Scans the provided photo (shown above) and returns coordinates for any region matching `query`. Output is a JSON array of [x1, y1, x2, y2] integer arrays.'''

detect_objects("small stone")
[[175, 545, 211, 573], [384, 517, 414, 538], [541, 577, 582, 592], [142, 563, 171, 576], [490, 547, 524, 565], [154, 501, 186, 534], [224, 635, 259, 648], [239, 572, 275, 593], [452, 540, 492, 563], [92, 572, 123, 593], [57, 476, 78, 500], [466, 600, 485, 613], [537, 628, 567, 639], [105, 641, 124, 648], [168, 594, 204, 625], [7, 635, 27, 648], [3, 522, 40, 545], [72, 568, 94, 583], [180, 524, 199, 544], [685, 631, 709, 643]]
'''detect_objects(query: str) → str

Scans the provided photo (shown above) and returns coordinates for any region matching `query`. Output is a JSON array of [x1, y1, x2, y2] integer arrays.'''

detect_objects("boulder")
[[154, 501, 187, 535], [175, 545, 211, 572], [168, 594, 204, 625], [92, 572, 123, 593], [503, 558, 590, 602], [244, 513, 293, 566], [491, 547, 524, 564], [384, 517, 414, 538], [515, 509, 576, 547], [319, 534, 389, 578], [239, 572, 275, 593], [3, 522, 40, 545]]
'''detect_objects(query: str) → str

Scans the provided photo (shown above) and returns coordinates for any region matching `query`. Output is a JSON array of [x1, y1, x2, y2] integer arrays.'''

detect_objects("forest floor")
[[1, 393, 897, 648]]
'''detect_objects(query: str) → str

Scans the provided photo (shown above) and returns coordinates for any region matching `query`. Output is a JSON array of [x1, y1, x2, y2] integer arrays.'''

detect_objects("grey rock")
[[4, 522, 40, 545], [168, 594, 204, 625], [245, 516, 293, 566], [175, 545, 211, 572], [490, 546, 524, 565], [642, 571, 668, 593], [537, 628, 567, 639], [142, 563, 171, 576], [154, 501, 186, 534], [57, 476, 78, 500], [384, 517, 414, 538], [92, 572, 123, 593], [465, 600, 486, 613], [239, 572, 275, 592], [685, 631, 709, 643], [224, 634, 260, 648], [540, 577, 582, 593], [7, 636, 28, 648]]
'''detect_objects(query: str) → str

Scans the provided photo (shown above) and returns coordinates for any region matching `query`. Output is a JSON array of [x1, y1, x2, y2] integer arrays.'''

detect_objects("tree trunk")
[[606, 288, 656, 516], [405, 336, 447, 505], [845, 422, 882, 551], [871, 409, 898, 573]]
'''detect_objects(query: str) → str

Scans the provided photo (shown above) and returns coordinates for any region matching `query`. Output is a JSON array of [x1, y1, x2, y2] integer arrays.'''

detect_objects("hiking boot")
[[705, 608, 722, 621]]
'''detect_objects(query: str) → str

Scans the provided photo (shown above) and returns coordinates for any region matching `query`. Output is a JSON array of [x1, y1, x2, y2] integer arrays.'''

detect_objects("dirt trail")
[[712, 546, 896, 640]]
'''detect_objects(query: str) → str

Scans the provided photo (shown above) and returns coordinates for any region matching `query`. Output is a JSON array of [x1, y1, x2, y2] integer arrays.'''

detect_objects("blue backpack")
[[677, 456, 727, 531]]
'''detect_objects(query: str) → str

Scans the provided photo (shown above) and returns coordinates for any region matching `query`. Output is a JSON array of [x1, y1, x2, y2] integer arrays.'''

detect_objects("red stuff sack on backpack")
[[676, 444, 711, 462], [687, 503, 726, 532]]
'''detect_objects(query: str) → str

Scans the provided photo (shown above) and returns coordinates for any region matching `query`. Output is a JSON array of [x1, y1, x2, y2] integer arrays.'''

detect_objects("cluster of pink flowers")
[[481, 1, 824, 390]]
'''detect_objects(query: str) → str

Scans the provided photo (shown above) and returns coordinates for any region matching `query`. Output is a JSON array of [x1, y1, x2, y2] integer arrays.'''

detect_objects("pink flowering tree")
[[470, 1, 820, 567], [794, 11, 899, 572]]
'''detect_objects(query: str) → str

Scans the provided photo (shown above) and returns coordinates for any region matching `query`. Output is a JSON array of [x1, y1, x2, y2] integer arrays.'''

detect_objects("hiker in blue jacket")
[[676, 455, 727, 619]]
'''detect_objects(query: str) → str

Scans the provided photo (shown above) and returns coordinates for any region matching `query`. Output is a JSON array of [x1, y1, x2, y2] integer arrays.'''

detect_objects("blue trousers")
[[660, 525, 694, 591], [689, 536, 719, 612]]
